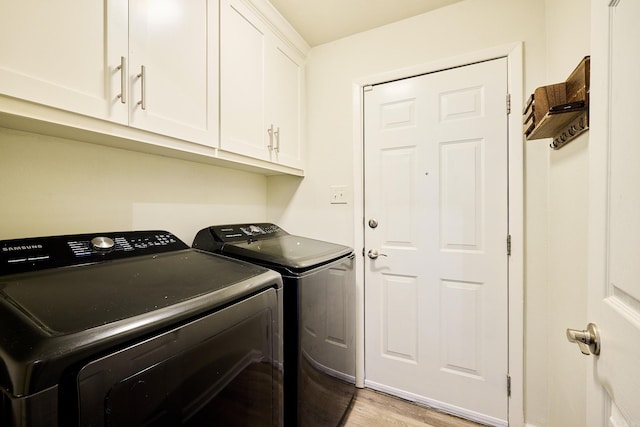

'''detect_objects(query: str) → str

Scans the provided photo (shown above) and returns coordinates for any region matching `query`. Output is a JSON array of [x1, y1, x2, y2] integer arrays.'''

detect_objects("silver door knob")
[[368, 218, 379, 229], [367, 249, 387, 259], [566, 323, 600, 356]]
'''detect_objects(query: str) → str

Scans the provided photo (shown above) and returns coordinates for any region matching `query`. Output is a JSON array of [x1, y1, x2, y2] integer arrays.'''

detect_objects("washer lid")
[[193, 223, 354, 271], [223, 234, 353, 271]]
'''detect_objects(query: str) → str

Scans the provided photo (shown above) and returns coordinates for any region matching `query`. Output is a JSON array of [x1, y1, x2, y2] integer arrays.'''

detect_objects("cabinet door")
[[219, 0, 269, 160], [267, 39, 304, 169], [128, 0, 217, 146], [0, 0, 128, 123]]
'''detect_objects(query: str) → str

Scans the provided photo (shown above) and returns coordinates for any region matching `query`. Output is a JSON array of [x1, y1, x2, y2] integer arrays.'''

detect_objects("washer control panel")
[[0, 231, 188, 276]]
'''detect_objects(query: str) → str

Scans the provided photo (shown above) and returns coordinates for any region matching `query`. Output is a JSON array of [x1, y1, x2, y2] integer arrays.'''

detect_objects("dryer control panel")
[[0, 231, 188, 276], [208, 223, 287, 242]]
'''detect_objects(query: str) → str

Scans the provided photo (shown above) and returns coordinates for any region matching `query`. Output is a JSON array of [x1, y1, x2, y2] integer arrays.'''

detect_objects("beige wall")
[[544, 0, 590, 426], [0, 127, 268, 244], [268, 0, 591, 425]]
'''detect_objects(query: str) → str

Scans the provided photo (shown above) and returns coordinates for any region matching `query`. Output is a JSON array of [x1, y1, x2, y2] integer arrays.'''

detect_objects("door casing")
[[351, 43, 524, 426]]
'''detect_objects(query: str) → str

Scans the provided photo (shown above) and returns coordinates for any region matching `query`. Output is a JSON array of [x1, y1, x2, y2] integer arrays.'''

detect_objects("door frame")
[[351, 43, 524, 426]]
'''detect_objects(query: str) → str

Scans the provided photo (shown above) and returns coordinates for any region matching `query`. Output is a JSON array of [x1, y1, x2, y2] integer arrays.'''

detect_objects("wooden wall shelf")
[[524, 56, 590, 149]]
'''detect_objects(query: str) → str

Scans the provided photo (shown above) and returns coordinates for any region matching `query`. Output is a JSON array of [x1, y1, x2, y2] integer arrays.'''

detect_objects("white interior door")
[[363, 58, 509, 426], [587, 1, 640, 425]]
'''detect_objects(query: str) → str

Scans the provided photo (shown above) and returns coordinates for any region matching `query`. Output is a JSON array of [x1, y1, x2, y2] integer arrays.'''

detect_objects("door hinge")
[[506, 93, 511, 115], [507, 234, 512, 256], [507, 375, 512, 397]]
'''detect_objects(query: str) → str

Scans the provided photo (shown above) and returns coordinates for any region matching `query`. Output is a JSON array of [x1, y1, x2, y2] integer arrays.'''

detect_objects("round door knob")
[[368, 219, 379, 229]]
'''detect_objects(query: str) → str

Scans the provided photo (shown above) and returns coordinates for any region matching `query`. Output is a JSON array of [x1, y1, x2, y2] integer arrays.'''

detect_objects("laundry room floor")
[[341, 388, 486, 427]]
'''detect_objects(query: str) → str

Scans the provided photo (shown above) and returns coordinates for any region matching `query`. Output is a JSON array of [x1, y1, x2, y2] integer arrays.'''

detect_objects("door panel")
[[440, 139, 483, 250], [441, 280, 482, 377], [383, 274, 418, 361], [381, 148, 417, 246], [364, 58, 508, 425]]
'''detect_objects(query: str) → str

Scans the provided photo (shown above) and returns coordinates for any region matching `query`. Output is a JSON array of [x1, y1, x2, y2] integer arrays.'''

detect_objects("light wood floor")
[[340, 388, 485, 427]]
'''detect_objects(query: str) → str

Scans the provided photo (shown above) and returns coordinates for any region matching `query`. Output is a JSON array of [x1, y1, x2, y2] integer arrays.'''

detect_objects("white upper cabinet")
[[0, 0, 128, 123], [220, 0, 268, 160], [128, 0, 218, 145], [0, 0, 305, 174], [0, 0, 218, 147], [220, 0, 305, 169], [266, 38, 304, 168]]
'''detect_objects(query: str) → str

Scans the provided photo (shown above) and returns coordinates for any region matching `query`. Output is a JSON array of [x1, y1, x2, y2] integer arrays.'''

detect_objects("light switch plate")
[[330, 185, 348, 204]]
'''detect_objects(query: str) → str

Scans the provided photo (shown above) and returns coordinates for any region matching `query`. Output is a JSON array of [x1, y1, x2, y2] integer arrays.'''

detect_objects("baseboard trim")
[[363, 380, 508, 427]]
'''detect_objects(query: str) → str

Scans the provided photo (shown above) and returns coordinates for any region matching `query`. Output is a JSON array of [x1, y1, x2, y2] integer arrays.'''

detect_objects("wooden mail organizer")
[[524, 56, 590, 150]]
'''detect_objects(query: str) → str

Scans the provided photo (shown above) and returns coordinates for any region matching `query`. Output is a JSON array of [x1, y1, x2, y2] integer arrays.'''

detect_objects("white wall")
[[544, 0, 591, 426], [267, 0, 589, 425], [0, 127, 268, 244]]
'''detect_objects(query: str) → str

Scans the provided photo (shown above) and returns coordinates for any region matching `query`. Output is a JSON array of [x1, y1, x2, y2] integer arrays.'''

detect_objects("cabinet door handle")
[[137, 65, 146, 110], [274, 127, 280, 153], [267, 124, 274, 151], [116, 56, 126, 104]]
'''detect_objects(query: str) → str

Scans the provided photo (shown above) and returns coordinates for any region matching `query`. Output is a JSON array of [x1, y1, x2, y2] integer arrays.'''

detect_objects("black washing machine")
[[0, 230, 282, 427], [193, 223, 356, 427]]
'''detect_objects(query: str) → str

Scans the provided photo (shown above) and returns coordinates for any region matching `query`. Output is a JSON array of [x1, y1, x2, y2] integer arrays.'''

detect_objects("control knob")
[[91, 236, 115, 252]]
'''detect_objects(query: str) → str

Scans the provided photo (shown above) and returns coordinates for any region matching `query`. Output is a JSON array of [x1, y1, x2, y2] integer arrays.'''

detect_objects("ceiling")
[[268, 0, 464, 47]]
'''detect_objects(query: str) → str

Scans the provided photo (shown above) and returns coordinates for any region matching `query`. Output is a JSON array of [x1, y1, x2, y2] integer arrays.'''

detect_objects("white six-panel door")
[[588, 1, 640, 425], [364, 58, 509, 425]]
